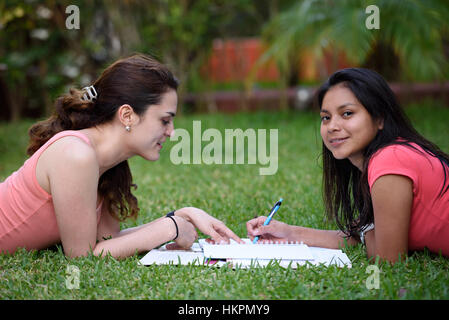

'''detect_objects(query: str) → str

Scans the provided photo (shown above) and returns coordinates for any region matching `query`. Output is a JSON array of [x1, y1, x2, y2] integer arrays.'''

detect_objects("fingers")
[[203, 222, 243, 244], [246, 216, 267, 236], [175, 211, 277, 245], [246, 219, 287, 243], [166, 243, 183, 250], [256, 224, 274, 235], [214, 222, 244, 244], [207, 227, 228, 244]]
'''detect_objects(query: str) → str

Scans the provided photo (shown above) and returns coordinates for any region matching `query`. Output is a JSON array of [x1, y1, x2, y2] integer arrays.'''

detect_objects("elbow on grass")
[[367, 251, 407, 265]]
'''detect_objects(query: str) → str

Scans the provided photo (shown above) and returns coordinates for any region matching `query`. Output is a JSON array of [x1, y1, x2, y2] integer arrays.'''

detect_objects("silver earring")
[[125, 125, 131, 132]]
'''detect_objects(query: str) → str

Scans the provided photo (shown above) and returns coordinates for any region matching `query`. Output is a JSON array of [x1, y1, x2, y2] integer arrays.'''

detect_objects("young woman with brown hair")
[[0, 54, 241, 259]]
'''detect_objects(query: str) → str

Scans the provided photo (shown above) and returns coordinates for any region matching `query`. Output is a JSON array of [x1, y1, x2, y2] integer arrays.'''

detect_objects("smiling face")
[[130, 89, 177, 161], [320, 84, 383, 170]]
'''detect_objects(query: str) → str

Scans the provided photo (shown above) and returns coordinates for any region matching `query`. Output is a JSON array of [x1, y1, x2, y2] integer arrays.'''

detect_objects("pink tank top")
[[0, 130, 102, 254]]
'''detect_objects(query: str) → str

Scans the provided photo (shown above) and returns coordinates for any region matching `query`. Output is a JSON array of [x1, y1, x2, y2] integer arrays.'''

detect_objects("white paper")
[[226, 246, 352, 269], [138, 242, 204, 266], [139, 239, 351, 268], [138, 250, 204, 266]]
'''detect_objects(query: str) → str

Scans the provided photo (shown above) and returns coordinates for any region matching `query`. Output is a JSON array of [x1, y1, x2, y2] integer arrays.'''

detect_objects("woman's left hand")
[[175, 207, 244, 244]]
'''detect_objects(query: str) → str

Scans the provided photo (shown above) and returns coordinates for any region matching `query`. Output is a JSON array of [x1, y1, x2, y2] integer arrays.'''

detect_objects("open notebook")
[[139, 239, 352, 268]]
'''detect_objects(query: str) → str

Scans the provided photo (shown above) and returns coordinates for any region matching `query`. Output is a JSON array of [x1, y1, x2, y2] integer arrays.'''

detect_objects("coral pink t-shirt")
[[368, 143, 449, 256], [0, 131, 102, 254]]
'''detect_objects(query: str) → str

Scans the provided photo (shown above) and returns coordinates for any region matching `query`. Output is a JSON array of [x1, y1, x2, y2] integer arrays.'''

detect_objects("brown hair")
[[27, 53, 179, 221]]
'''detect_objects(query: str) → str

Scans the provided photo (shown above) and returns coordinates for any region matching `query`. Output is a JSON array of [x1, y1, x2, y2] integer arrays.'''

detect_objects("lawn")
[[1, 101, 449, 300]]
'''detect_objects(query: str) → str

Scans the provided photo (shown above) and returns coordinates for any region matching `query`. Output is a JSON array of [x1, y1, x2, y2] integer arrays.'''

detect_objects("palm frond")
[[258, 0, 449, 81]]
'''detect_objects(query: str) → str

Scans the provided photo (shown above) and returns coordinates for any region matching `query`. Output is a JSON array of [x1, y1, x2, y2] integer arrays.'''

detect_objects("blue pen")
[[253, 198, 283, 244]]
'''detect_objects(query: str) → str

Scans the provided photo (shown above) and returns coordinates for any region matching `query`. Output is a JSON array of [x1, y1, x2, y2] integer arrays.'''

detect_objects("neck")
[[80, 124, 133, 176], [348, 154, 364, 171]]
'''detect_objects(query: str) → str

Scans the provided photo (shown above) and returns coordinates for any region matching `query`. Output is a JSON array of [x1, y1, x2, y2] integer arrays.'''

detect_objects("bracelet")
[[359, 223, 375, 246], [166, 211, 178, 240], [166, 210, 175, 217]]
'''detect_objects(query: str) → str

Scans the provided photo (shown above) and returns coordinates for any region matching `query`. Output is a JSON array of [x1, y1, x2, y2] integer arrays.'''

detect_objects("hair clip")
[[82, 85, 97, 102]]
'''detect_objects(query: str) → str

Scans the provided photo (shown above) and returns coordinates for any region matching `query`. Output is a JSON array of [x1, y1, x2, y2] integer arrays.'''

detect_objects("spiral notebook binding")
[[206, 240, 306, 246], [200, 238, 314, 260]]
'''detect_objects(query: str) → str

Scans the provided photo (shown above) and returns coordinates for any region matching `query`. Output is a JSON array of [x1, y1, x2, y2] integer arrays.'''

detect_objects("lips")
[[157, 142, 163, 149], [329, 137, 348, 146]]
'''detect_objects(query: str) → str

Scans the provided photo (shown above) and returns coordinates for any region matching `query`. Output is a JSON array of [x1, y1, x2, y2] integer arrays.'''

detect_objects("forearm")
[[116, 216, 166, 238], [93, 217, 176, 259], [116, 208, 189, 237], [288, 225, 359, 249], [363, 230, 406, 264]]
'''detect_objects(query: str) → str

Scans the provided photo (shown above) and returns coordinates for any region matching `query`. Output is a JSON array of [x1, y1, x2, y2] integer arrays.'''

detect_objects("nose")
[[327, 117, 341, 132], [166, 122, 175, 138]]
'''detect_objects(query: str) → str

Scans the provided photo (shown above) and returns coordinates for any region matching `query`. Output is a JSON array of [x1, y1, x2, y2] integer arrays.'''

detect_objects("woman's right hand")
[[246, 216, 293, 243], [172, 216, 198, 249]]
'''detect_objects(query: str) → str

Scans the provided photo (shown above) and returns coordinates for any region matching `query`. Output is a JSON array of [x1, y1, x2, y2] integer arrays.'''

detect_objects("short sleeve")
[[368, 145, 420, 193]]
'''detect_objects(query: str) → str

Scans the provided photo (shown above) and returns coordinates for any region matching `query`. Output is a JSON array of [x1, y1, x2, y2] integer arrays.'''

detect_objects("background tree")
[[0, 0, 267, 120], [258, 0, 449, 83]]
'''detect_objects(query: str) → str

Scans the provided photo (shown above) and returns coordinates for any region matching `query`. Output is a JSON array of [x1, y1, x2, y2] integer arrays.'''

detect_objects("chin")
[[140, 153, 161, 161], [330, 149, 350, 160]]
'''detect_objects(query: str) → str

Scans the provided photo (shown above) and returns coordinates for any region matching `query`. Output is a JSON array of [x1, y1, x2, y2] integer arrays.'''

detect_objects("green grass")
[[1, 101, 449, 299]]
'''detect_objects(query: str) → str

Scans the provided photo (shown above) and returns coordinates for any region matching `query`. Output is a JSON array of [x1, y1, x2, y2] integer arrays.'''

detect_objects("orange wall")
[[202, 38, 279, 82], [202, 38, 357, 84]]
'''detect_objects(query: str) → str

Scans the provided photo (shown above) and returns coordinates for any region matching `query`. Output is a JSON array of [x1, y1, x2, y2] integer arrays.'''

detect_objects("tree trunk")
[[9, 88, 23, 122]]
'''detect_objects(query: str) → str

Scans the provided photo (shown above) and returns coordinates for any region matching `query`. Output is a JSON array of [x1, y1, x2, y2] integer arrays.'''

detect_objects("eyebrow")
[[165, 112, 176, 117], [320, 103, 356, 114]]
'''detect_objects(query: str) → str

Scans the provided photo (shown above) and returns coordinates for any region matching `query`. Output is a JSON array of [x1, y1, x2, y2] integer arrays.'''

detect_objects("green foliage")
[[0, 0, 103, 120], [0, 0, 276, 121], [1, 103, 449, 299], [260, 0, 449, 82], [131, 0, 254, 95]]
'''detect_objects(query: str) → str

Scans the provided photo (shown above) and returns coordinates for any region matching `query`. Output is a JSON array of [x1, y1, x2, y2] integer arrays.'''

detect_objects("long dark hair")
[[27, 53, 179, 221], [317, 68, 449, 238]]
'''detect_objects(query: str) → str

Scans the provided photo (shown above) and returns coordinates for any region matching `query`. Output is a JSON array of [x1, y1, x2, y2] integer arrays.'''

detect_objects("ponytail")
[[26, 53, 178, 222], [27, 88, 95, 156]]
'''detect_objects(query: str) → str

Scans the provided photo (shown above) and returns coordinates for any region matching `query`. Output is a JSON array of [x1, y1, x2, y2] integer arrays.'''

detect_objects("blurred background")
[[0, 0, 448, 122]]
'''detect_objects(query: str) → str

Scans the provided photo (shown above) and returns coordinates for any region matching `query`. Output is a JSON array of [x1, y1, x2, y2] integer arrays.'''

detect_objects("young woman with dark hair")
[[247, 68, 449, 263], [0, 54, 242, 259]]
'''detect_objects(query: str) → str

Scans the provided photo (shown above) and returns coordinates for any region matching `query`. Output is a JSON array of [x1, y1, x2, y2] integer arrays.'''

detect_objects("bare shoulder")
[[45, 136, 98, 170], [37, 136, 99, 194]]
